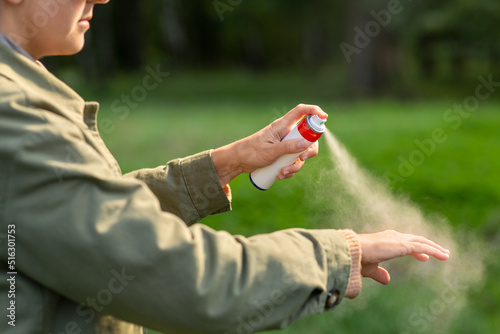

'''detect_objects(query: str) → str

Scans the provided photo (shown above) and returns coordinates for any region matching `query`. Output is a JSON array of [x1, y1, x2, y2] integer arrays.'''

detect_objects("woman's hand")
[[212, 104, 328, 187], [357, 230, 450, 285]]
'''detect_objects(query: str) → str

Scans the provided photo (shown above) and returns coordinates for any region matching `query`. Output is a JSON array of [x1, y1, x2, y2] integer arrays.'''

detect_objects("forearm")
[[15, 176, 355, 333], [124, 150, 231, 225]]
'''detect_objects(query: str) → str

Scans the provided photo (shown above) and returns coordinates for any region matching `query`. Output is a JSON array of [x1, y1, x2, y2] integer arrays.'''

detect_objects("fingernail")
[[302, 156, 309, 161], [284, 171, 290, 175], [298, 140, 308, 149], [278, 175, 284, 180]]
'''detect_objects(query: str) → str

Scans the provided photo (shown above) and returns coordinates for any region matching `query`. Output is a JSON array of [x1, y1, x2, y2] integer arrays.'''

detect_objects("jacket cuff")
[[339, 229, 362, 299], [180, 150, 232, 220]]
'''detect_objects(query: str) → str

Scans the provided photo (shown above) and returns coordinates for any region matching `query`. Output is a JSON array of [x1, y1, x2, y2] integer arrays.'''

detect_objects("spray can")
[[250, 114, 327, 190]]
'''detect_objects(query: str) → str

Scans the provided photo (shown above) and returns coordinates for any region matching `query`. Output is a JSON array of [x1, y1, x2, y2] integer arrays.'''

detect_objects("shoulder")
[[0, 58, 84, 136], [0, 74, 29, 108], [0, 74, 41, 138], [0, 74, 84, 156], [0, 47, 86, 124], [0, 73, 49, 132]]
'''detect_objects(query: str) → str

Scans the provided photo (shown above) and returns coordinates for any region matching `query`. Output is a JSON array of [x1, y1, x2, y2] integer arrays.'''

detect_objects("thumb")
[[277, 139, 310, 156], [372, 267, 391, 285]]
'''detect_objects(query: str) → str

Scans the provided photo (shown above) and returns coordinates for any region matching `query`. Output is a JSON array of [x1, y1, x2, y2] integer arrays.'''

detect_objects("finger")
[[411, 253, 430, 261], [372, 266, 391, 285], [271, 137, 315, 164], [277, 105, 328, 135], [391, 231, 450, 259], [408, 234, 450, 255], [280, 159, 304, 176], [278, 138, 311, 156], [410, 243, 450, 261], [285, 104, 328, 123], [278, 172, 295, 181], [299, 141, 319, 161]]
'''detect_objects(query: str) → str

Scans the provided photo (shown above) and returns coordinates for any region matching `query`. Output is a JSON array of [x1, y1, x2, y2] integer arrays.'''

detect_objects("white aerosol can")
[[250, 114, 327, 190]]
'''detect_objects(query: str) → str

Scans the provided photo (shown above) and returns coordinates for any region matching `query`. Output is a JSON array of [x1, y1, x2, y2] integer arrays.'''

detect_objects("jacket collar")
[[0, 42, 91, 125], [0, 32, 35, 62]]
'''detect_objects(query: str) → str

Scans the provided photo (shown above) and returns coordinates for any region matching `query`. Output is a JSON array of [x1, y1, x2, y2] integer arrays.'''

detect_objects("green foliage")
[[43, 0, 500, 97]]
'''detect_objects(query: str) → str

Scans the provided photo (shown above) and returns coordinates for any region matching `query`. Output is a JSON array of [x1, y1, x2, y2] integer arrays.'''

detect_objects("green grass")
[[91, 71, 500, 334]]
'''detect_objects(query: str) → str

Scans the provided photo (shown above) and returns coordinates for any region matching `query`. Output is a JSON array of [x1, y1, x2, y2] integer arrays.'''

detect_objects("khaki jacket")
[[0, 43, 359, 334]]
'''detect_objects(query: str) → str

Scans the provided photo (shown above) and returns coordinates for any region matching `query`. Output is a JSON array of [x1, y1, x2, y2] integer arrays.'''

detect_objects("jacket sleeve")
[[0, 89, 357, 334], [123, 151, 231, 226]]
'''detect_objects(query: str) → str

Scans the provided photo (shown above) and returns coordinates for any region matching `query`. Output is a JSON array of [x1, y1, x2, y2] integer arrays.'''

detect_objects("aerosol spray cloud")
[[306, 129, 486, 333]]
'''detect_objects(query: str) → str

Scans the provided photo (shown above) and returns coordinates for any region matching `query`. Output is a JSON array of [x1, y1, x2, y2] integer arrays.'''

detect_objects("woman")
[[0, 1, 449, 333]]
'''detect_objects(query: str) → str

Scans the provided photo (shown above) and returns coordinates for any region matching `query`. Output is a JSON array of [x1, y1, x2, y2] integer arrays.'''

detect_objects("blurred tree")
[[44, 0, 500, 97], [398, 0, 500, 81], [341, 0, 404, 96], [110, 0, 145, 70]]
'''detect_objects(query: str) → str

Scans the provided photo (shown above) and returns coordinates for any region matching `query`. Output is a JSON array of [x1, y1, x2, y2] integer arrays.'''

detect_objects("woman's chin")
[[47, 38, 86, 57]]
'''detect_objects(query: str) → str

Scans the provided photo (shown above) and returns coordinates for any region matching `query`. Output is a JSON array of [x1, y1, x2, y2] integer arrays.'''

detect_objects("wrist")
[[211, 143, 244, 187], [339, 229, 362, 299]]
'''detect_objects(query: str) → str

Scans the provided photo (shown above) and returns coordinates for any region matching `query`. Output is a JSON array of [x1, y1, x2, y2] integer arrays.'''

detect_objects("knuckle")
[[308, 149, 319, 157], [270, 118, 281, 128], [385, 229, 398, 236], [416, 236, 429, 244]]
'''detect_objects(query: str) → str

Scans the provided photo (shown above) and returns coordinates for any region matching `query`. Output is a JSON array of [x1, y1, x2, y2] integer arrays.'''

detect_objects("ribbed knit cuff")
[[339, 229, 362, 299], [222, 184, 232, 202]]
